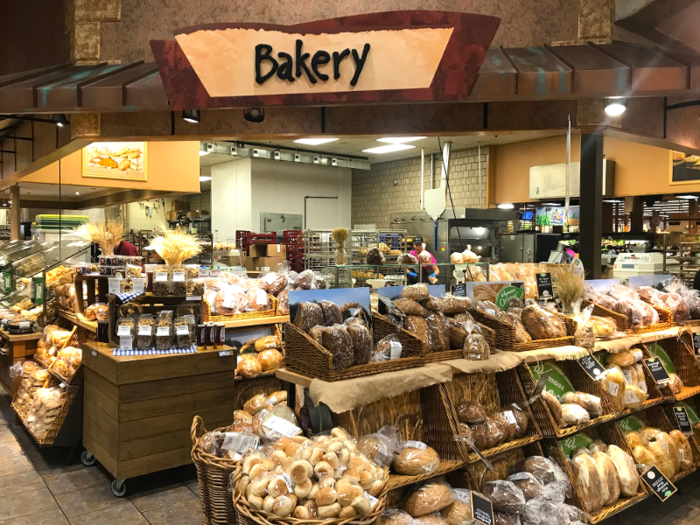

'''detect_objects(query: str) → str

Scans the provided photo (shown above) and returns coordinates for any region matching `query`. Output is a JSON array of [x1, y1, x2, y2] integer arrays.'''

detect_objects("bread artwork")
[[237, 427, 387, 520]]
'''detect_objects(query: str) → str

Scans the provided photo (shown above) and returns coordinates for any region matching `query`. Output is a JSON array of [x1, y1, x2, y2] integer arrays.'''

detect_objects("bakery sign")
[[151, 11, 500, 110]]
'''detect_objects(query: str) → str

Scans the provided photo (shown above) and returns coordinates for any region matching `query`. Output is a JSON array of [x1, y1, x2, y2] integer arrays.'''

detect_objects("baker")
[[407, 236, 439, 284]]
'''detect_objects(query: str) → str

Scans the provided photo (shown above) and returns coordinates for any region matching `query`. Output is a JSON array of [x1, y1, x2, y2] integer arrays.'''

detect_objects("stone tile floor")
[[3, 382, 700, 524], [0, 386, 201, 525]]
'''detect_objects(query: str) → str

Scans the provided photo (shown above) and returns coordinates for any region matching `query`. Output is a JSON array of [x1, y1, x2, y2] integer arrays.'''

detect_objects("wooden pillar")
[[602, 202, 613, 233], [579, 133, 604, 279], [689, 200, 698, 235], [10, 185, 20, 240], [630, 197, 644, 232]]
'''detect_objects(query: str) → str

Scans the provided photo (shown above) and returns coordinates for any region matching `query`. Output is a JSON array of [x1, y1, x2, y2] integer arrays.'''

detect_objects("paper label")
[[108, 278, 121, 295], [390, 341, 402, 360], [187, 296, 202, 301], [282, 473, 294, 492], [173, 271, 185, 282], [156, 326, 170, 337], [120, 335, 133, 351], [91, 350, 97, 357], [403, 440, 427, 450], [59, 382, 66, 389], [606, 381, 619, 397], [503, 411, 517, 425], [221, 432, 260, 454], [623, 389, 639, 405], [623, 369, 633, 385], [138, 325, 152, 336], [18, 321, 30, 329], [219, 350, 235, 357], [365, 493, 379, 509], [155, 272, 168, 282], [679, 449, 685, 462], [373, 443, 392, 466], [264, 415, 300, 438], [176, 325, 190, 336], [117, 325, 131, 336], [132, 278, 145, 294], [632, 349, 643, 363], [508, 472, 531, 481]]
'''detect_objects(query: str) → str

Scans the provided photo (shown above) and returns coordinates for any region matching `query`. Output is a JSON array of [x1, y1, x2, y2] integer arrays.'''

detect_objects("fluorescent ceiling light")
[[377, 136, 427, 144], [603, 199, 622, 203], [542, 202, 561, 206], [199, 150, 210, 156], [294, 138, 339, 145], [362, 144, 415, 154], [677, 195, 699, 199], [199, 176, 212, 182], [497, 203, 515, 210]]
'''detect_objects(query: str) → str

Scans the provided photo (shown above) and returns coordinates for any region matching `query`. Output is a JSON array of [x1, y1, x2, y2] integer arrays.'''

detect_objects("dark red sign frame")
[[151, 10, 500, 110]]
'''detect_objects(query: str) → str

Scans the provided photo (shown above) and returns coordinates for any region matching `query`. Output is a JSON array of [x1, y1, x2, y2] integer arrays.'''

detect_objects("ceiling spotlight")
[[75, 191, 80, 195], [604, 98, 626, 117], [497, 203, 515, 210], [182, 110, 200, 124], [53, 114, 68, 127], [244, 108, 264, 123], [677, 195, 699, 200], [294, 138, 339, 145]]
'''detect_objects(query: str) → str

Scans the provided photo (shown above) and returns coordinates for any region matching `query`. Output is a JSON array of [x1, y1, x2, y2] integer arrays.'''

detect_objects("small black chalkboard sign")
[[471, 491, 494, 525], [578, 355, 605, 381], [537, 273, 553, 300], [644, 357, 671, 384], [451, 283, 467, 297], [642, 465, 677, 501], [673, 406, 693, 435]]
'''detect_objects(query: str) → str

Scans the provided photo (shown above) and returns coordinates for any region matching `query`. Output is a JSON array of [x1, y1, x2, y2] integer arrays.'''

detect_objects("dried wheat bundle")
[[76, 221, 123, 255], [149, 226, 201, 267], [557, 266, 585, 314], [332, 227, 349, 265]]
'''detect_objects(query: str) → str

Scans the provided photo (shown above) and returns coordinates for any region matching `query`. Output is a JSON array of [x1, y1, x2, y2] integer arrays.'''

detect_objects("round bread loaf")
[[380, 510, 413, 525], [491, 410, 516, 442], [520, 456, 560, 485], [506, 472, 545, 501], [401, 284, 430, 302], [481, 480, 526, 514], [456, 401, 488, 424], [393, 445, 440, 476], [441, 498, 472, 525], [403, 479, 454, 517]]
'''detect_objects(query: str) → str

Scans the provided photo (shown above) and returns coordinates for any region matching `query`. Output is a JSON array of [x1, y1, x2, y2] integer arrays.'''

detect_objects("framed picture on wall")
[[82, 142, 148, 181], [669, 150, 700, 184]]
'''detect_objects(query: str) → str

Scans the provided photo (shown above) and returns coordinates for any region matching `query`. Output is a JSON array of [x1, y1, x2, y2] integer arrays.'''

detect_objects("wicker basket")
[[233, 463, 388, 525], [606, 345, 665, 418], [283, 315, 424, 382], [581, 299, 672, 334], [442, 369, 542, 463], [469, 309, 573, 352], [662, 405, 700, 469], [373, 313, 496, 363], [545, 423, 648, 524], [517, 360, 617, 438], [203, 295, 279, 323], [646, 337, 700, 401], [236, 324, 286, 380], [11, 382, 80, 446], [581, 300, 628, 332], [456, 442, 544, 492]]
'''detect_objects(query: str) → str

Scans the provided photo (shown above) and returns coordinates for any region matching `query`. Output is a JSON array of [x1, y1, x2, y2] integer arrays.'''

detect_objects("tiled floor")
[[4, 383, 700, 525], [0, 387, 201, 525]]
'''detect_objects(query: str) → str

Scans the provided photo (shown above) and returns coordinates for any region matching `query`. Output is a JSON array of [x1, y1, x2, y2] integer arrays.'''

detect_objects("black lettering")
[[350, 43, 370, 86], [295, 39, 316, 84], [311, 51, 330, 81], [276, 52, 295, 82], [255, 44, 278, 84], [332, 49, 350, 80]]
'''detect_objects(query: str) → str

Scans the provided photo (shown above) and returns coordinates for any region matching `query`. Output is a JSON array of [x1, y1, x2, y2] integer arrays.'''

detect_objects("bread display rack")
[[645, 337, 700, 402], [581, 299, 673, 334]]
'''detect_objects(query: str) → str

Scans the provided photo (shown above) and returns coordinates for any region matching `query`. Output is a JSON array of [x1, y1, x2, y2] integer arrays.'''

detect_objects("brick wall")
[[351, 147, 488, 228]]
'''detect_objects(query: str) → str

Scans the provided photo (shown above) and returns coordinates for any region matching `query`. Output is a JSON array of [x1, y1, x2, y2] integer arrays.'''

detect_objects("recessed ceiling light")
[[604, 98, 626, 116], [75, 192, 80, 195], [377, 136, 427, 144], [677, 195, 699, 199], [293, 138, 339, 146], [497, 203, 515, 210], [362, 144, 416, 154], [199, 176, 212, 182], [199, 150, 210, 156]]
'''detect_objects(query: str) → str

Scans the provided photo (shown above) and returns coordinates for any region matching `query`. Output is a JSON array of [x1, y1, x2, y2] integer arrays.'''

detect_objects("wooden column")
[[10, 185, 20, 240], [630, 197, 644, 232], [579, 133, 604, 279]]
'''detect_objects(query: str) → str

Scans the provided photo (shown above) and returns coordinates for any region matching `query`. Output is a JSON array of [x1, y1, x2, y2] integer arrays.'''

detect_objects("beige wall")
[[23, 141, 200, 193]]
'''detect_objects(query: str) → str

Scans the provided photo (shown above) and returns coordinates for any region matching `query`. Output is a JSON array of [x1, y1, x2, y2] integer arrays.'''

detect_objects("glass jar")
[[174, 316, 192, 349], [188, 277, 204, 296], [171, 266, 187, 296], [136, 314, 155, 350], [153, 267, 170, 295], [116, 317, 135, 338], [155, 318, 173, 351]]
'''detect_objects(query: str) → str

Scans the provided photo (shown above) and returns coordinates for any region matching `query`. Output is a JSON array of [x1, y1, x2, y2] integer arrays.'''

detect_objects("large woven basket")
[[469, 309, 573, 352], [283, 314, 424, 382], [203, 295, 278, 323], [517, 360, 617, 438], [441, 368, 542, 463], [646, 337, 700, 402], [233, 463, 389, 525], [373, 313, 496, 363], [545, 422, 648, 524], [11, 382, 80, 446], [582, 299, 673, 334]]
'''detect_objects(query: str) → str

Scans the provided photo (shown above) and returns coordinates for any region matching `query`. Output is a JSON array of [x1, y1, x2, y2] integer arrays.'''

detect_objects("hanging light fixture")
[[604, 98, 626, 117]]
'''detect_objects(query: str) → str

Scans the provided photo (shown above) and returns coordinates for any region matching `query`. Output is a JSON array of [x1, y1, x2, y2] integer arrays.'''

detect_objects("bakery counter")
[[0, 329, 41, 396], [81, 342, 239, 490]]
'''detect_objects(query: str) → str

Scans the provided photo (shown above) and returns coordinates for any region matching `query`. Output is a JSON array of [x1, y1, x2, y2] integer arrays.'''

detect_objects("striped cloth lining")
[[113, 344, 197, 356]]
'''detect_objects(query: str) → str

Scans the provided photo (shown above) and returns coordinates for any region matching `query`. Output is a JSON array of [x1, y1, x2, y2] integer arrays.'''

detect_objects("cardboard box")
[[250, 244, 286, 257], [249, 256, 286, 271], [167, 211, 178, 221]]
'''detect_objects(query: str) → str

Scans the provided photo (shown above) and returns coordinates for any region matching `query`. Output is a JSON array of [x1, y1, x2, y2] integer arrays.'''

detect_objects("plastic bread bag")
[[506, 472, 545, 501], [556, 504, 589, 524], [520, 494, 558, 525], [358, 425, 401, 467], [252, 407, 302, 443], [464, 333, 490, 360], [517, 456, 571, 498], [494, 512, 522, 525], [681, 287, 700, 319], [262, 271, 288, 296], [379, 509, 414, 525], [481, 480, 526, 515], [9, 361, 23, 379], [373, 334, 403, 362], [403, 478, 454, 517], [393, 441, 441, 476], [560, 392, 602, 418]]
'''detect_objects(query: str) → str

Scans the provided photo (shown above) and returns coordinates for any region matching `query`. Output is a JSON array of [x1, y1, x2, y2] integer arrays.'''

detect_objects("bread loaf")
[[380, 510, 413, 525], [393, 298, 428, 317], [405, 316, 428, 342], [481, 480, 526, 514], [447, 321, 469, 349], [541, 391, 563, 426], [520, 456, 561, 485], [464, 333, 490, 360], [670, 430, 693, 471], [403, 479, 454, 517], [413, 516, 448, 525], [624, 431, 649, 449], [471, 417, 505, 450], [494, 512, 522, 525], [294, 303, 324, 333], [560, 403, 591, 428], [607, 445, 639, 497], [319, 300, 343, 326], [647, 441, 676, 478], [622, 384, 647, 409], [607, 352, 635, 367], [561, 391, 602, 417], [401, 284, 430, 302], [425, 312, 450, 353], [321, 325, 354, 370], [506, 472, 544, 501], [491, 410, 517, 442], [604, 366, 626, 412], [456, 401, 487, 424], [255, 335, 281, 352], [593, 451, 620, 506], [572, 452, 603, 512], [521, 304, 565, 340], [393, 445, 440, 476], [421, 296, 443, 312], [441, 494, 473, 525], [656, 432, 680, 473], [440, 295, 473, 314], [347, 324, 372, 365], [309, 325, 324, 343]]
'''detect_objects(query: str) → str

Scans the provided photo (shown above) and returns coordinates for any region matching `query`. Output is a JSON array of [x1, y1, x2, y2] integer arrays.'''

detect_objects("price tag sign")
[[471, 491, 494, 525], [403, 441, 427, 451], [524, 370, 551, 407], [138, 325, 152, 336], [451, 283, 467, 297], [219, 349, 235, 357], [117, 325, 131, 337], [2, 272, 11, 292], [221, 432, 260, 454], [390, 341, 402, 360], [155, 272, 168, 282], [132, 278, 145, 294], [120, 335, 133, 351], [578, 355, 605, 381], [108, 278, 121, 295], [644, 357, 671, 384], [172, 271, 186, 282], [642, 466, 677, 501], [32, 277, 44, 304], [673, 406, 693, 435], [537, 272, 553, 300], [156, 326, 170, 337], [264, 415, 301, 438], [176, 325, 190, 336], [187, 295, 202, 301]]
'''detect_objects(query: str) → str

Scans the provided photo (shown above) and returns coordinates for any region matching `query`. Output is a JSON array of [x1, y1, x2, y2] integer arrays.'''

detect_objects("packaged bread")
[[457, 401, 488, 425], [254, 335, 281, 352], [494, 512, 521, 525], [622, 384, 647, 409], [440, 489, 473, 525], [358, 426, 400, 467], [519, 456, 566, 486], [574, 325, 596, 349], [447, 321, 469, 349], [262, 272, 287, 295], [393, 443, 440, 476], [593, 451, 620, 506], [277, 289, 290, 315], [647, 441, 676, 478], [405, 316, 428, 342], [560, 403, 591, 428], [440, 295, 473, 315], [521, 304, 559, 340], [624, 431, 649, 449], [572, 452, 603, 512], [541, 390, 563, 426], [425, 312, 450, 353], [670, 430, 693, 471], [397, 253, 419, 264], [587, 316, 617, 337], [403, 479, 454, 517], [656, 432, 680, 473], [640, 427, 662, 442], [464, 334, 490, 361], [607, 445, 639, 497], [296, 270, 315, 290], [589, 439, 608, 454], [471, 416, 505, 450], [607, 351, 635, 368], [413, 515, 447, 525], [244, 393, 269, 415], [481, 480, 526, 514], [632, 363, 647, 394], [561, 392, 602, 417], [603, 366, 626, 412], [319, 300, 343, 326], [668, 373, 684, 395], [321, 325, 354, 370], [393, 298, 427, 317], [309, 325, 324, 343], [347, 324, 372, 365], [294, 302, 323, 333], [422, 296, 443, 312], [506, 472, 545, 501], [380, 510, 414, 525], [401, 284, 430, 302]]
